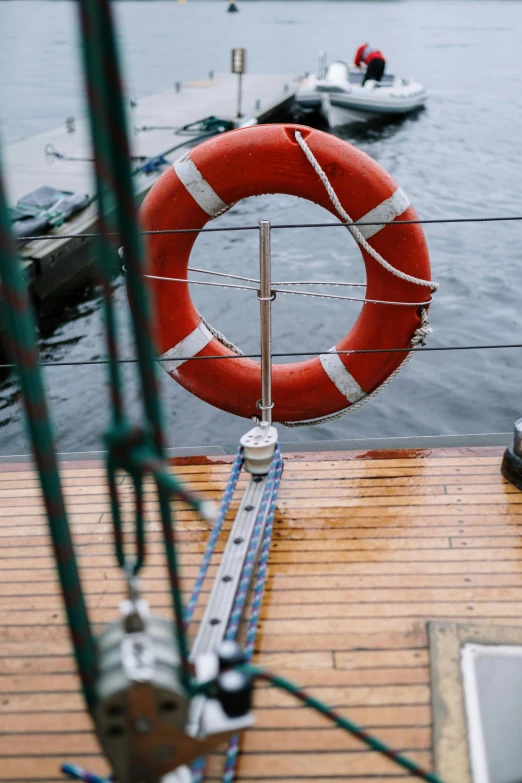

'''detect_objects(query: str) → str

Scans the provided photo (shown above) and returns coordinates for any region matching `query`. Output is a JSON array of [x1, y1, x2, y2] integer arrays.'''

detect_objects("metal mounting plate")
[[190, 474, 270, 659]]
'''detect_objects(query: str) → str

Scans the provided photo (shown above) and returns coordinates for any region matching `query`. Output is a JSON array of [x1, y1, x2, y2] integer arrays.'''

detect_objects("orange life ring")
[[140, 124, 432, 423]]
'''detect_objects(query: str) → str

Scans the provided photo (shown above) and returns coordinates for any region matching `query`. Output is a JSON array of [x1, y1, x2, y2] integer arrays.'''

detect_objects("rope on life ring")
[[139, 123, 435, 424]]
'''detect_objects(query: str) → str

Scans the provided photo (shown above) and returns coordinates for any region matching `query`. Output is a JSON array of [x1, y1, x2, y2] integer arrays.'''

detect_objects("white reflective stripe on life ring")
[[160, 322, 213, 372], [319, 349, 366, 403], [173, 153, 229, 217], [355, 187, 410, 240]]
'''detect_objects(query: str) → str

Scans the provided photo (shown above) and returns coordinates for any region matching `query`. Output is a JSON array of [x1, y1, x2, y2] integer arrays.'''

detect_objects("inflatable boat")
[[295, 59, 427, 126]]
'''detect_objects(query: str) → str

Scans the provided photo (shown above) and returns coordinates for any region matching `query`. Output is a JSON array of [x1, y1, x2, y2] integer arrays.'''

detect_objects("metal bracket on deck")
[[190, 468, 276, 665]]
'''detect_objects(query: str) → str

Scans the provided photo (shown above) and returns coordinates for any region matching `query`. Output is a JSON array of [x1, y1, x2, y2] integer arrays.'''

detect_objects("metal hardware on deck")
[[176, 212, 281, 764], [501, 417, 522, 490], [184, 459, 278, 745], [218, 640, 247, 670], [240, 423, 277, 474], [216, 669, 253, 718], [95, 592, 252, 783], [231, 48, 246, 118], [189, 476, 270, 661], [95, 598, 188, 782], [238, 218, 278, 474]]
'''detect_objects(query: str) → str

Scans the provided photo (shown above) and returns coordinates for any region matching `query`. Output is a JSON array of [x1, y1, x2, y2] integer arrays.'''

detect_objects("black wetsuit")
[[363, 57, 385, 85]]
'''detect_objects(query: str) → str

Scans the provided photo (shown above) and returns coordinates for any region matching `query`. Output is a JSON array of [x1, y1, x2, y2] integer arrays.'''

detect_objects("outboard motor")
[[325, 61, 349, 84]]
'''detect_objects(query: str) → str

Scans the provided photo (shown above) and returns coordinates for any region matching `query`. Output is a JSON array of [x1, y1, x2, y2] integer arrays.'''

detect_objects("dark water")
[[1, 0, 522, 455]]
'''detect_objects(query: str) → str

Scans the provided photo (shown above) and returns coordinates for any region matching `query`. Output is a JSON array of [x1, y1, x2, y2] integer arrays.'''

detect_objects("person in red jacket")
[[354, 44, 386, 85]]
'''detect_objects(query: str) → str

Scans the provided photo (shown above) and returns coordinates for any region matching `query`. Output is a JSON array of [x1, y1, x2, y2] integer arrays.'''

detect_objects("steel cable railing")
[[0, 342, 520, 372], [14, 211, 522, 242], [140, 271, 434, 306]]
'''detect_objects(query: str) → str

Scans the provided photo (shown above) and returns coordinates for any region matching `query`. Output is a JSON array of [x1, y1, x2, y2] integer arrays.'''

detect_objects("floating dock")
[[0, 444, 519, 781], [4, 72, 297, 299]]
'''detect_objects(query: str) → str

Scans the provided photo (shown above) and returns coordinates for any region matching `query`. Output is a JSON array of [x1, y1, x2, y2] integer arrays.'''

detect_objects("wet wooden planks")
[[0, 446, 520, 781]]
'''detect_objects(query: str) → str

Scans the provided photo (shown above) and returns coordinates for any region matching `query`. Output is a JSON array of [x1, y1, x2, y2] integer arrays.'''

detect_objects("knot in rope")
[[105, 421, 149, 469], [411, 307, 433, 347]]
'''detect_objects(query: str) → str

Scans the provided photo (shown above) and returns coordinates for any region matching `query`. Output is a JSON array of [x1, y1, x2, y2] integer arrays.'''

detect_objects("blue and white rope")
[[222, 447, 284, 783], [244, 451, 283, 656], [188, 448, 243, 783], [185, 448, 244, 626], [224, 446, 282, 642]]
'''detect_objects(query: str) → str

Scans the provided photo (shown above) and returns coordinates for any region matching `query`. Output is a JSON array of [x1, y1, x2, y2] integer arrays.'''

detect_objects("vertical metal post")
[[237, 72, 243, 118], [259, 220, 273, 425], [231, 48, 246, 118]]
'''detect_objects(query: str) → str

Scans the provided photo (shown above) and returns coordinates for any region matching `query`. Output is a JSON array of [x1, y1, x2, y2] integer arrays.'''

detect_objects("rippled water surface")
[[1, 0, 522, 454]]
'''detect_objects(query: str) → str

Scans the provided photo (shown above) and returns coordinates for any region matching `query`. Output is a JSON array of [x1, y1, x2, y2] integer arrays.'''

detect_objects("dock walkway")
[[0, 445, 519, 781], [5, 73, 297, 298]]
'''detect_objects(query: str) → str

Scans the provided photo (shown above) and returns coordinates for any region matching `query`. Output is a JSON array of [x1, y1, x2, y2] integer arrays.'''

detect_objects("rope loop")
[[294, 130, 439, 293], [104, 420, 215, 577]]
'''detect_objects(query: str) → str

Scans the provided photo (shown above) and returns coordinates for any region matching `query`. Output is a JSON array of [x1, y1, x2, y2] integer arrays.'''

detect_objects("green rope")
[[196, 665, 446, 783], [0, 155, 98, 711], [1, 4, 449, 778], [75, 0, 212, 692]]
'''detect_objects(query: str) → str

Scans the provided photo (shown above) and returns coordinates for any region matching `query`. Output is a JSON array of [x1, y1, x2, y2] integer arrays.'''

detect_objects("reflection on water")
[[339, 110, 425, 144], [1, 0, 522, 454]]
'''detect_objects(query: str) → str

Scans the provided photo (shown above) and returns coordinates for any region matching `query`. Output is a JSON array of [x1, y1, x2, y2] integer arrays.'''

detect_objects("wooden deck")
[[1, 445, 521, 782]]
